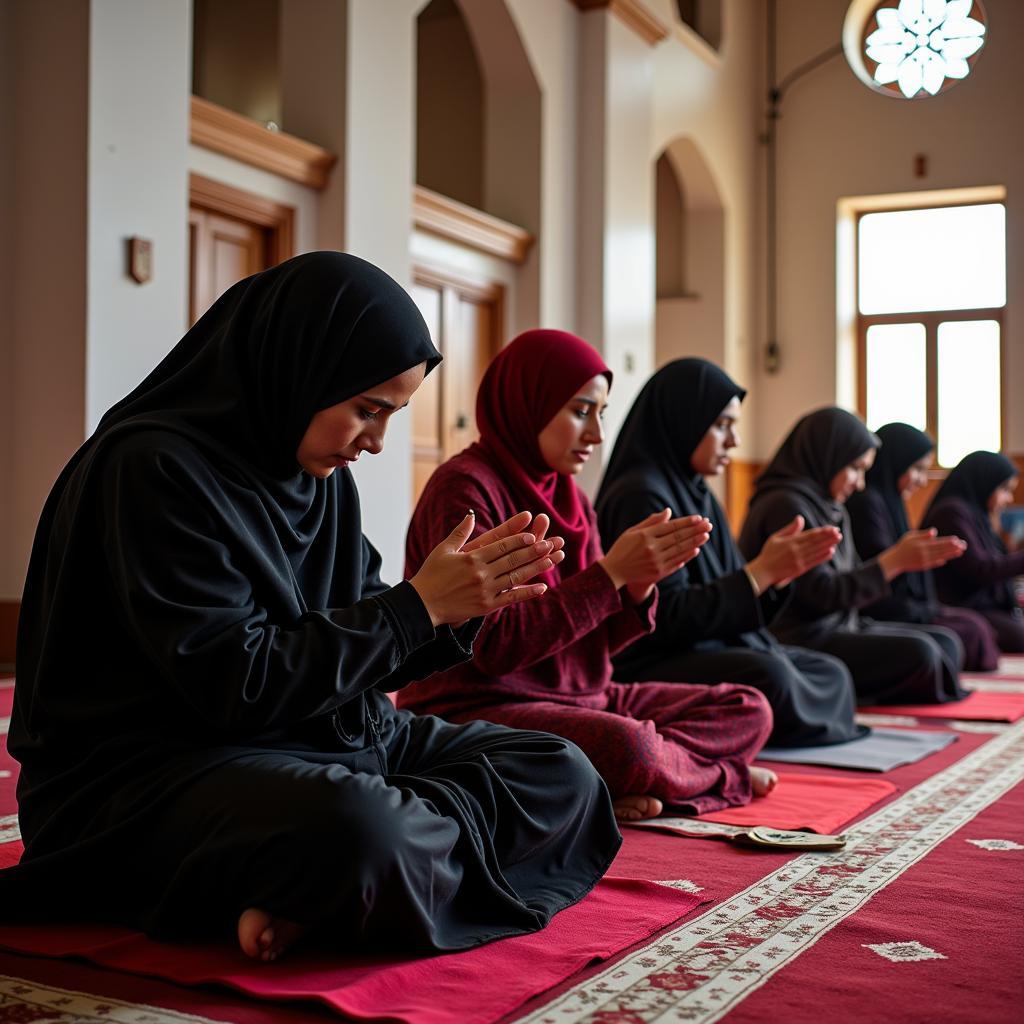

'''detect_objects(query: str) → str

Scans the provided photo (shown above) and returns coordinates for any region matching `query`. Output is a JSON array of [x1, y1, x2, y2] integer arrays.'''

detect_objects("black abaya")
[[2, 252, 620, 946], [847, 424, 1002, 670], [595, 359, 859, 746], [738, 407, 966, 705]]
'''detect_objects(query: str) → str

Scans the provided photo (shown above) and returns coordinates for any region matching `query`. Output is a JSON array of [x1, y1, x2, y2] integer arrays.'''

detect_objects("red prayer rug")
[[0, 878, 701, 1024], [511, 718, 1024, 1024], [858, 690, 1024, 721], [2, 674, 1021, 1023], [629, 773, 896, 836]]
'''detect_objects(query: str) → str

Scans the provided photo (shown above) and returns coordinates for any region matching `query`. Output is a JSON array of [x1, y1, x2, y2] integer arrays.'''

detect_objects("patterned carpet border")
[[0, 975, 228, 1023], [517, 718, 1024, 1024]]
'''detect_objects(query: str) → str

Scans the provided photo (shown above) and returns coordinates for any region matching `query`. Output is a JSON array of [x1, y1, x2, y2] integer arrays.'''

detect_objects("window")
[[858, 202, 1005, 466]]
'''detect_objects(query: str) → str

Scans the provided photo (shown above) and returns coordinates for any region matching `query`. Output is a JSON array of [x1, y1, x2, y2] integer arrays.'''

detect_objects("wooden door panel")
[[409, 282, 445, 502], [209, 213, 265, 313], [409, 267, 503, 505], [188, 176, 292, 328], [446, 295, 493, 455]]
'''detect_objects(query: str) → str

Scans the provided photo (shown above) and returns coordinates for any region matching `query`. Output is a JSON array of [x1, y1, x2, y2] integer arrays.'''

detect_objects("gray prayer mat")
[[757, 727, 957, 772]]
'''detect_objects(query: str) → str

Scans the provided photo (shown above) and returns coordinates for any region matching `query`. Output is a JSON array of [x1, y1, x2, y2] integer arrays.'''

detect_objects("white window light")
[[843, 0, 987, 99]]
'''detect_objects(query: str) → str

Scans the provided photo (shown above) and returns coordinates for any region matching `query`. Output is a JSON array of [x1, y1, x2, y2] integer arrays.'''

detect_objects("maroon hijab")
[[474, 329, 611, 579]]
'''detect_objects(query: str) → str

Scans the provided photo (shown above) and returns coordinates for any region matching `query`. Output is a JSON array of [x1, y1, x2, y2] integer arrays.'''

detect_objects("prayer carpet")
[[0, 878, 703, 1024], [858, 690, 1024, 721], [1, 675, 1021, 1023], [756, 727, 957, 772], [629, 773, 897, 835]]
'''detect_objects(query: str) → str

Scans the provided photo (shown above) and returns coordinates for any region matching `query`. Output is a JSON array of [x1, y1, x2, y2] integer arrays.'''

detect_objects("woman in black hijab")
[[596, 359, 859, 747], [922, 451, 1024, 652], [738, 407, 969, 704], [2, 252, 620, 961], [848, 424, 1001, 670]]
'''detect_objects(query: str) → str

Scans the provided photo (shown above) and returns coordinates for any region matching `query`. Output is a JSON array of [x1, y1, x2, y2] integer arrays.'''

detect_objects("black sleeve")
[[930, 501, 1024, 587], [102, 448, 446, 733], [598, 483, 784, 645], [741, 491, 889, 617], [359, 535, 481, 690], [848, 491, 899, 561]]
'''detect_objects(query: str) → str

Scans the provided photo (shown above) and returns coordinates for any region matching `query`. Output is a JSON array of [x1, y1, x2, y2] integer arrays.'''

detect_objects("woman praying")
[[847, 423, 1001, 670], [921, 450, 1024, 653], [737, 407, 968, 705], [595, 358, 860, 747], [2, 253, 622, 962], [400, 330, 775, 823]]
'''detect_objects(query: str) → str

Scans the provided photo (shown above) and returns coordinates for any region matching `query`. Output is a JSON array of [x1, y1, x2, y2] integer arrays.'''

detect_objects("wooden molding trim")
[[570, 0, 669, 46], [190, 96, 337, 190], [0, 600, 18, 668], [189, 173, 296, 265], [413, 186, 534, 265]]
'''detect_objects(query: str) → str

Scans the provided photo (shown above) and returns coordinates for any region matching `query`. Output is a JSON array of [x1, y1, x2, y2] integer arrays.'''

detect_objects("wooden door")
[[409, 265, 504, 504], [188, 174, 295, 326]]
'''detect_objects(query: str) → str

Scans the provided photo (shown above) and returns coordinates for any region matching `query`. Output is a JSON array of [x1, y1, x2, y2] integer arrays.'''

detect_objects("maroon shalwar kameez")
[[399, 330, 772, 814]]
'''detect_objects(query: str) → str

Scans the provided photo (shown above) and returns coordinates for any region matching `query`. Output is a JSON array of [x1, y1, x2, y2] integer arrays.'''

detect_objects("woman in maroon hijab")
[[400, 330, 774, 821]]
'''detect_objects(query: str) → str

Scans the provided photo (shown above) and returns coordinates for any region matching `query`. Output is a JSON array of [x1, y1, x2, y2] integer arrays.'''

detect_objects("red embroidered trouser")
[[452, 681, 772, 815]]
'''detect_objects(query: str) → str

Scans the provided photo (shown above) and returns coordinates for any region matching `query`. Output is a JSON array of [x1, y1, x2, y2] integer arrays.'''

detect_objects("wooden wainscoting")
[[725, 458, 764, 537], [0, 600, 18, 669]]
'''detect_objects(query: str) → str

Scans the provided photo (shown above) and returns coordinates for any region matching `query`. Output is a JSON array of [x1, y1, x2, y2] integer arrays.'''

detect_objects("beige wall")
[[0, 0, 13, 592], [4, 0, 90, 600], [505, 0, 580, 331], [762, 0, 1024, 457], [650, 0, 764, 463]]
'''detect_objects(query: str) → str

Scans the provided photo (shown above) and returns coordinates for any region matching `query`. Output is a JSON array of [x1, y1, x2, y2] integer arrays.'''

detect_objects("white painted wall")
[[650, 0, 764, 461], [764, 0, 1024, 456], [506, 0, 581, 332], [342, 0, 421, 583], [86, 0, 192, 432]]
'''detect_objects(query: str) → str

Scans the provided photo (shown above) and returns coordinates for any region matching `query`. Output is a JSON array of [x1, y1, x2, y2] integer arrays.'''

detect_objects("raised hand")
[[746, 515, 841, 591], [409, 511, 565, 626], [599, 509, 712, 603], [878, 528, 967, 581]]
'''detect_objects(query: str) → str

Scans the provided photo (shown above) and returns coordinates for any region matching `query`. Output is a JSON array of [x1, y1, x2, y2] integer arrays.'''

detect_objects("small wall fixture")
[[843, 0, 987, 99], [127, 237, 153, 284]]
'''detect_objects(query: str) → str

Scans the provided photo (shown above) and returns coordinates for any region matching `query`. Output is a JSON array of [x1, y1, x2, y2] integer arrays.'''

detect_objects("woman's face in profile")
[[296, 361, 427, 478], [988, 476, 1018, 516], [829, 448, 876, 503], [690, 397, 741, 477], [898, 453, 933, 498], [537, 374, 609, 476]]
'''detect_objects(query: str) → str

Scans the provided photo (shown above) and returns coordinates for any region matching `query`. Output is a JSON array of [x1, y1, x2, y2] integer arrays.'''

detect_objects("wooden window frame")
[[854, 201, 1008, 467]]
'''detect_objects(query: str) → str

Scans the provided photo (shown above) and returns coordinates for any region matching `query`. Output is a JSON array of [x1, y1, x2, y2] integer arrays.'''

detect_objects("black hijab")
[[923, 450, 1018, 609], [597, 357, 746, 584], [751, 407, 880, 524], [16, 252, 441, 740], [849, 422, 935, 603], [925, 450, 1018, 525]]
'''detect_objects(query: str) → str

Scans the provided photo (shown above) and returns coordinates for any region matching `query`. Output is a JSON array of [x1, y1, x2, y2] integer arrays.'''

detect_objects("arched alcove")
[[415, 0, 541, 237], [654, 136, 726, 370], [192, 0, 281, 125], [676, 0, 722, 52], [416, 0, 485, 209]]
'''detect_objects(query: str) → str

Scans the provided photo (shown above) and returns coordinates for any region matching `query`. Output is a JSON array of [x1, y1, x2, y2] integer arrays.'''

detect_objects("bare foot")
[[750, 766, 778, 798], [613, 794, 664, 821], [237, 907, 307, 963]]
